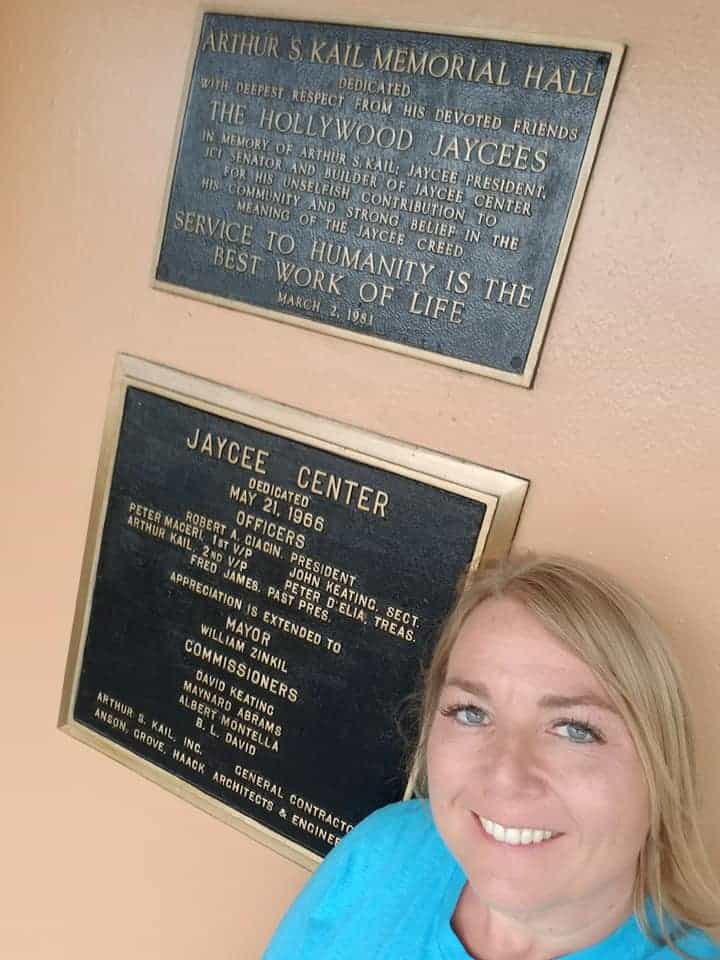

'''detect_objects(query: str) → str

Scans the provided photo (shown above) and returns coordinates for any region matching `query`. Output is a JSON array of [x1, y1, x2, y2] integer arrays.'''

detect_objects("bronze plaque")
[[155, 13, 623, 386], [59, 356, 527, 866]]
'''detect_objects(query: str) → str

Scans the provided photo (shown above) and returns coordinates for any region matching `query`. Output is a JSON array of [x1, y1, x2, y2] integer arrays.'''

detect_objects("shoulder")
[[670, 928, 720, 959], [262, 800, 451, 959], [315, 798, 442, 876], [631, 919, 720, 959], [640, 906, 720, 959], [342, 798, 436, 847]]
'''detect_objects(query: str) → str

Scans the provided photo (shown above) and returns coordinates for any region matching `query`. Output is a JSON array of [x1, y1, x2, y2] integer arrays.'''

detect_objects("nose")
[[477, 726, 544, 798]]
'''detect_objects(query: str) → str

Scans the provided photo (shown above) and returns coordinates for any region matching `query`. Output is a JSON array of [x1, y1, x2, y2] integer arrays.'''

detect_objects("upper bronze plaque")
[[155, 14, 623, 386]]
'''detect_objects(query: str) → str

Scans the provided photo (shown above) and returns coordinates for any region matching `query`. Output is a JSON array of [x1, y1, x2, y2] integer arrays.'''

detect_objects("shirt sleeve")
[[261, 801, 432, 959], [261, 823, 364, 959]]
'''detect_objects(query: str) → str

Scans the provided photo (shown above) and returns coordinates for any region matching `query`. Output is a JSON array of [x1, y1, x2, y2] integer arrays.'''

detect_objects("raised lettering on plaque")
[[154, 14, 623, 386], [59, 355, 527, 867]]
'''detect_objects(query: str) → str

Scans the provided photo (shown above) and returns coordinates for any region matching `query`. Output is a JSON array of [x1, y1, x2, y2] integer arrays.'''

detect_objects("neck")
[[452, 881, 636, 960]]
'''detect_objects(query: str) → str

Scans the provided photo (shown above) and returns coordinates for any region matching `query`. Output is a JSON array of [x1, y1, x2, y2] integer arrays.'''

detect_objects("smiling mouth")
[[478, 816, 559, 846]]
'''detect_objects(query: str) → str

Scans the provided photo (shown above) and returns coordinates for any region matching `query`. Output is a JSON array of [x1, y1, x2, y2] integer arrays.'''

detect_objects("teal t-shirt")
[[263, 800, 718, 960]]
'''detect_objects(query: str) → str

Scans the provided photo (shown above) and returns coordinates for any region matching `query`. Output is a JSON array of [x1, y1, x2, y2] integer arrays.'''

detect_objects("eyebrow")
[[537, 693, 621, 716], [443, 678, 621, 716]]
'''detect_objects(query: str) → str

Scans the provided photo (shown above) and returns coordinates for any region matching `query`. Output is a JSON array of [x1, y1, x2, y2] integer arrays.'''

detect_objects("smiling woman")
[[263, 555, 720, 960]]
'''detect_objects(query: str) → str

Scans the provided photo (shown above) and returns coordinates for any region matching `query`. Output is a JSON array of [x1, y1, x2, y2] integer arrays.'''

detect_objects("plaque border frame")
[[152, 8, 625, 388], [58, 353, 528, 867]]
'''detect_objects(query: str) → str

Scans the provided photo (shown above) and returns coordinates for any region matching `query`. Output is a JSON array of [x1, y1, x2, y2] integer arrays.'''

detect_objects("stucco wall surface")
[[1, 0, 718, 957]]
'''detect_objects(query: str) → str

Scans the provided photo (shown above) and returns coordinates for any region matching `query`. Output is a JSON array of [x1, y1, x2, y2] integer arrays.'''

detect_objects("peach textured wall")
[[2, 0, 719, 956]]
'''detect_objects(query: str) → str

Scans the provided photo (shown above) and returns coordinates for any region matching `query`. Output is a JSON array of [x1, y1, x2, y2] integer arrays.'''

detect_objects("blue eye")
[[555, 720, 602, 744], [440, 704, 489, 726]]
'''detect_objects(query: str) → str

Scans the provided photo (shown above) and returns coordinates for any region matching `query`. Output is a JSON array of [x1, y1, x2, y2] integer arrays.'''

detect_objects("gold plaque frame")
[[59, 354, 528, 867]]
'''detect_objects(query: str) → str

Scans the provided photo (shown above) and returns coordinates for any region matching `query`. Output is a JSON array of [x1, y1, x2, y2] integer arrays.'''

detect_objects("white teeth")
[[480, 817, 554, 846]]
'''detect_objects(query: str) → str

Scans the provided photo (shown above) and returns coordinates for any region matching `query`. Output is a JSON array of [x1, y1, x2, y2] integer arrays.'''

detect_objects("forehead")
[[447, 595, 606, 695]]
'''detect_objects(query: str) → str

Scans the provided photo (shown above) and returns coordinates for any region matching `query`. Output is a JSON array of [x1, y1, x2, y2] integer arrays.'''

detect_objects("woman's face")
[[426, 595, 650, 918]]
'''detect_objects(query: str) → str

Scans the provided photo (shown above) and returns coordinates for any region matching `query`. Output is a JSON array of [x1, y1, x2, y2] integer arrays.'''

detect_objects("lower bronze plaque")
[[59, 356, 527, 866], [154, 13, 623, 386]]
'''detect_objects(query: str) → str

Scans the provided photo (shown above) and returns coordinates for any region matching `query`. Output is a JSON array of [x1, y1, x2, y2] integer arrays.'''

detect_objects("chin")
[[446, 818, 571, 912], [462, 870, 568, 918]]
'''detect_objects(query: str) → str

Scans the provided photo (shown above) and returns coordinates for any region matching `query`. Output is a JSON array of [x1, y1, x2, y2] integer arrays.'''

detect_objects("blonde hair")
[[411, 553, 720, 943]]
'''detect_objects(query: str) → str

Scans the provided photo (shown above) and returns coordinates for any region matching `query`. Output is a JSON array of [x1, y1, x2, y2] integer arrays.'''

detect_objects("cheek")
[[614, 759, 650, 840], [426, 722, 455, 789], [565, 753, 650, 840], [425, 722, 443, 779], [426, 721, 473, 796]]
